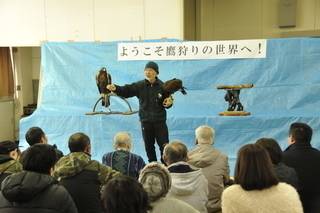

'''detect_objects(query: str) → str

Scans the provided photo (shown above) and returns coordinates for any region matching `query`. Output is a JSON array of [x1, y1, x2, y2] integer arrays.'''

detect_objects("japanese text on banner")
[[118, 39, 267, 60]]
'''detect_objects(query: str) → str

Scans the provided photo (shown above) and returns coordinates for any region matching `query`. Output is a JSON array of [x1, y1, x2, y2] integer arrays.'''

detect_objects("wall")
[[0, 0, 184, 46], [184, 0, 320, 41]]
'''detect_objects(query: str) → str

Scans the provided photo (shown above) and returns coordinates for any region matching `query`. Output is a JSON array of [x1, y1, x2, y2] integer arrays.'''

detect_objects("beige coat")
[[188, 144, 230, 213]]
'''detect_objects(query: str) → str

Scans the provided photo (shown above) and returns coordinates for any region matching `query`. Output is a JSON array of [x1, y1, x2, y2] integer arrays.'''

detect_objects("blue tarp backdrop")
[[20, 38, 320, 176]]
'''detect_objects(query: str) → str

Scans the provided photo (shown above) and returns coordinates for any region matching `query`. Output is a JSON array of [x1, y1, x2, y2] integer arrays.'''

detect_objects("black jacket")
[[0, 170, 77, 213], [283, 142, 320, 213], [114, 78, 167, 122]]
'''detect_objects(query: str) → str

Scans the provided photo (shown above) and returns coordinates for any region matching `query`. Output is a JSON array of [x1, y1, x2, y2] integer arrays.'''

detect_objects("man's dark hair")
[[235, 144, 279, 191], [255, 138, 282, 165], [101, 175, 152, 213], [289, 122, 313, 144], [21, 143, 56, 174], [68, 133, 90, 152], [25, 126, 45, 146], [163, 140, 188, 165]]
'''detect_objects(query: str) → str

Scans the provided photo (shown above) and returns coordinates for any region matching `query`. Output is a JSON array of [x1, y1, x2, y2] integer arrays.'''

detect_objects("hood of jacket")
[[168, 161, 205, 196], [188, 144, 221, 168], [0, 154, 15, 173], [54, 152, 90, 178], [1, 170, 57, 202]]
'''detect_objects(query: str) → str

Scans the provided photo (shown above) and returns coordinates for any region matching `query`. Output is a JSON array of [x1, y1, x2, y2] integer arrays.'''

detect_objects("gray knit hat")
[[145, 61, 159, 74], [138, 162, 171, 202]]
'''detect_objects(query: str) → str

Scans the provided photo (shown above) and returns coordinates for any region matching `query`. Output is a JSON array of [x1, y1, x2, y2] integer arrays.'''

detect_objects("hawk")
[[96, 67, 112, 107], [160, 78, 187, 108]]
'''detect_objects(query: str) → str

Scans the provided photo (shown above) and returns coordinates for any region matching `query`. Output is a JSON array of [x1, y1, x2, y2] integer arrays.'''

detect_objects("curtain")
[[0, 47, 14, 99]]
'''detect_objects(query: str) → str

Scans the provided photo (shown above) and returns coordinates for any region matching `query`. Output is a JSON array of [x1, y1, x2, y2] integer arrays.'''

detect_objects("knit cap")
[[138, 162, 171, 202], [0, 141, 18, 154], [145, 61, 159, 74]]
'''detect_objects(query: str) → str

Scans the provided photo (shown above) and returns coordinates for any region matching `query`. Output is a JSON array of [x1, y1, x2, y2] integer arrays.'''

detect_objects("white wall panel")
[[144, 0, 183, 40], [94, 0, 145, 41], [45, 0, 95, 42], [0, 0, 46, 46]]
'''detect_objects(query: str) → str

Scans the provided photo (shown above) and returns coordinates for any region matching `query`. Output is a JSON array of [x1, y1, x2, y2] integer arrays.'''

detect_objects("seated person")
[[162, 140, 208, 213], [100, 175, 152, 213], [255, 138, 298, 189], [102, 132, 146, 179], [221, 144, 303, 213], [0, 143, 77, 212], [0, 141, 22, 184], [55, 132, 121, 213], [139, 162, 199, 213], [188, 125, 230, 213], [25, 126, 63, 161]]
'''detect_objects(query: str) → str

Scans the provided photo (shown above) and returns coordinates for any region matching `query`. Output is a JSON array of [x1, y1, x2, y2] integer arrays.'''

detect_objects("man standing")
[[162, 140, 209, 213], [188, 125, 230, 213], [55, 132, 121, 213], [283, 122, 320, 213], [102, 132, 146, 179], [107, 61, 170, 163], [0, 144, 77, 212]]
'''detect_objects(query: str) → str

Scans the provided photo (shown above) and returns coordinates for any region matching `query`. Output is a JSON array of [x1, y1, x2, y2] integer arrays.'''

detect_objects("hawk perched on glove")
[[96, 67, 112, 107], [160, 78, 187, 108], [163, 78, 187, 95]]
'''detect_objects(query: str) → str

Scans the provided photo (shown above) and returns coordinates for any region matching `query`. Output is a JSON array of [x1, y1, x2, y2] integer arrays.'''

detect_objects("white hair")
[[113, 132, 131, 148], [195, 125, 215, 145]]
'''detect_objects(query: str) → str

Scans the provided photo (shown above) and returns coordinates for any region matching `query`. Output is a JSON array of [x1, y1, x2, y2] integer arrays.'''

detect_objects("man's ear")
[[195, 139, 199, 145], [162, 155, 168, 166], [40, 136, 48, 144], [288, 135, 295, 145], [84, 145, 91, 154], [185, 156, 189, 162]]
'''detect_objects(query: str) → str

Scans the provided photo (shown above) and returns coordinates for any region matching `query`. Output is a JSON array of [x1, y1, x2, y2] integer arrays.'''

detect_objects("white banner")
[[118, 39, 267, 60]]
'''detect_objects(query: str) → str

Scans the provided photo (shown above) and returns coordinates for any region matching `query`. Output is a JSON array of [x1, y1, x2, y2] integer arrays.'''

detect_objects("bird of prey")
[[96, 67, 112, 107], [163, 78, 187, 95]]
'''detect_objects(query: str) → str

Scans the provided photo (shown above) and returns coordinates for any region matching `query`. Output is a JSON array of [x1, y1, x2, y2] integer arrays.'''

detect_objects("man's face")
[[144, 68, 158, 81]]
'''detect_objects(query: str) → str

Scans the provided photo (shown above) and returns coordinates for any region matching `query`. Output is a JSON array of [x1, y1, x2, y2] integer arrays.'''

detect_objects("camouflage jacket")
[[0, 155, 22, 176], [54, 152, 120, 184]]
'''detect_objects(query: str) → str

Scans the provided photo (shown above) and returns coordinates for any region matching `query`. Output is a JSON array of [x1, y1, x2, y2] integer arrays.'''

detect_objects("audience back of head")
[[235, 144, 279, 191], [101, 175, 152, 213], [25, 127, 47, 146], [68, 133, 90, 152], [21, 143, 56, 174], [195, 125, 215, 144], [113, 132, 131, 150], [163, 140, 188, 165], [289, 122, 312, 143], [255, 138, 282, 164]]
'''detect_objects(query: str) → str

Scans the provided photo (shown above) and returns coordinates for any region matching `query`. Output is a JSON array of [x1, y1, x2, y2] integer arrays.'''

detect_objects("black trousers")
[[141, 121, 169, 163]]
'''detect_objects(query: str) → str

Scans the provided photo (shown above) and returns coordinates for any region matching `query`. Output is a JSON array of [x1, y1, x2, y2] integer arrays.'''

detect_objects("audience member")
[[255, 138, 298, 189], [55, 132, 121, 213], [162, 140, 208, 213], [25, 126, 64, 161], [221, 144, 303, 213], [0, 141, 22, 184], [283, 122, 320, 213], [102, 132, 146, 179], [0, 143, 77, 212], [188, 125, 230, 213], [139, 162, 199, 213], [101, 175, 152, 213]]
